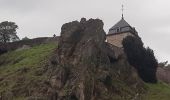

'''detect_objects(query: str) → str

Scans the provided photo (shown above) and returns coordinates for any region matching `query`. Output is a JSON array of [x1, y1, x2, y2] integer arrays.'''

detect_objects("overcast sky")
[[0, 0, 170, 62]]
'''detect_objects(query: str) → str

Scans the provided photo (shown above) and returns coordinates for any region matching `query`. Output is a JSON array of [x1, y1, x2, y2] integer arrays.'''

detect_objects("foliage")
[[0, 21, 19, 43], [159, 61, 170, 68], [122, 36, 158, 83], [53, 34, 56, 37], [22, 36, 30, 40], [0, 47, 7, 55]]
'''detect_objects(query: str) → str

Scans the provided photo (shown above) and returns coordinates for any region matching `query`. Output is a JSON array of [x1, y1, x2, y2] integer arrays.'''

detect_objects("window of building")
[[116, 27, 120, 32]]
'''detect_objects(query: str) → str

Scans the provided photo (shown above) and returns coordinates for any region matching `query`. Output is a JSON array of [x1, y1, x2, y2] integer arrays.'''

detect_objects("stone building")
[[106, 16, 138, 47]]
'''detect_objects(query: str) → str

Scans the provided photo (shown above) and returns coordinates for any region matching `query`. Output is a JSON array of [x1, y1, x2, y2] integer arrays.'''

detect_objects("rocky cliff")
[[46, 18, 145, 100]]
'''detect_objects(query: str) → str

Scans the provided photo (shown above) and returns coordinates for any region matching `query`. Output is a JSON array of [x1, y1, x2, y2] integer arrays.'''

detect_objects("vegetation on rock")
[[122, 36, 158, 83]]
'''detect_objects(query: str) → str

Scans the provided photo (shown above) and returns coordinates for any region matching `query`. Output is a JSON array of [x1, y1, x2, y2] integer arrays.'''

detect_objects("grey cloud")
[[0, 0, 170, 62], [0, 0, 39, 13]]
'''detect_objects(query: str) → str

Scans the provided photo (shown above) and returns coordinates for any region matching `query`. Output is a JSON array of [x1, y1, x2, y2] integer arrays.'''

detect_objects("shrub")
[[122, 36, 158, 83], [0, 49, 7, 54]]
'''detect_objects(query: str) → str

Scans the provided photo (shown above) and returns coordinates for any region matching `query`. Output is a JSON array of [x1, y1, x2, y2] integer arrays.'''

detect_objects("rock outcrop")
[[47, 18, 145, 100]]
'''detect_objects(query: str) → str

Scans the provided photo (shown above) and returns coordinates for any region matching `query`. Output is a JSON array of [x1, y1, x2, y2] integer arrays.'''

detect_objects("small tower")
[[107, 5, 138, 47]]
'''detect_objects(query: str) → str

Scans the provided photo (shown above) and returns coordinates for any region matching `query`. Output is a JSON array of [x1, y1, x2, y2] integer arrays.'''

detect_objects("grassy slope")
[[143, 82, 170, 100], [0, 43, 170, 99], [0, 43, 57, 99]]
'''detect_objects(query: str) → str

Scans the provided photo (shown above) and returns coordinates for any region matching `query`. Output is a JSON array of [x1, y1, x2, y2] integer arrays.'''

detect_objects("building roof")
[[110, 18, 131, 30], [108, 18, 138, 35]]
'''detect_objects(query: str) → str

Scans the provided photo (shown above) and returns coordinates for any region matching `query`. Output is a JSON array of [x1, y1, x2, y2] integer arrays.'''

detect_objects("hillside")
[[0, 18, 170, 100], [0, 43, 170, 100], [0, 43, 57, 99]]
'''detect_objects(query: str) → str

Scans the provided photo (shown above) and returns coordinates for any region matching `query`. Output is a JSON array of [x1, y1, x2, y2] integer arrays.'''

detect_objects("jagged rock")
[[48, 18, 145, 100], [57, 18, 107, 65]]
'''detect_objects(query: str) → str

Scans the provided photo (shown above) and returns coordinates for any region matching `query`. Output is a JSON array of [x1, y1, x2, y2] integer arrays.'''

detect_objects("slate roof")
[[108, 18, 138, 35], [110, 18, 131, 30]]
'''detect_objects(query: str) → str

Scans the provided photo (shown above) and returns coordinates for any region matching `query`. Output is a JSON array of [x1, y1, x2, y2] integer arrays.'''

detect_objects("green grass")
[[143, 82, 170, 100], [0, 43, 57, 96], [0, 43, 56, 75]]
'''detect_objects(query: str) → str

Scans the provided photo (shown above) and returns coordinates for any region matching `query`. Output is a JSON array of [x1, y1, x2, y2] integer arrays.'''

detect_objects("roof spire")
[[121, 4, 124, 19]]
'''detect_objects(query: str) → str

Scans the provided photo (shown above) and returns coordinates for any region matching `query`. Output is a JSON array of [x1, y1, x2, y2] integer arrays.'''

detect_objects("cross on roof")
[[121, 5, 124, 19]]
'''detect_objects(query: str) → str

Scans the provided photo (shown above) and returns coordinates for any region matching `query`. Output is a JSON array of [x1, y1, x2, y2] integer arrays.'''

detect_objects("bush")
[[122, 36, 158, 83], [0, 44, 7, 55]]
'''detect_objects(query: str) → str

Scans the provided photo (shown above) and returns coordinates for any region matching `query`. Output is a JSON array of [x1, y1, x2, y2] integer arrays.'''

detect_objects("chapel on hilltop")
[[106, 10, 138, 47]]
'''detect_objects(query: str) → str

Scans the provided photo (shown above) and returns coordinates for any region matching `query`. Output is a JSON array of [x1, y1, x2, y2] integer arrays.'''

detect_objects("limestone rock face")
[[48, 18, 145, 100], [57, 18, 106, 64]]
